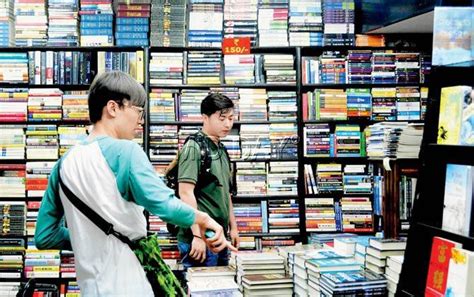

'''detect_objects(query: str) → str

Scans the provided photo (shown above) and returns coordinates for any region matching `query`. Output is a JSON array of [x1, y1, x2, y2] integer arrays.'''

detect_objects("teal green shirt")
[[35, 136, 196, 249]]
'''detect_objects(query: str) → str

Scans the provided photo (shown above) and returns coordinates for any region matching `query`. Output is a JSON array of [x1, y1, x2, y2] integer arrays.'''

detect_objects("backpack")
[[164, 132, 234, 236]]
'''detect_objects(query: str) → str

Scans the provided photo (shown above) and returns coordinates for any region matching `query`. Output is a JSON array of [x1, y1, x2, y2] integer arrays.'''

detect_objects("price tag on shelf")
[[222, 37, 251, 55]]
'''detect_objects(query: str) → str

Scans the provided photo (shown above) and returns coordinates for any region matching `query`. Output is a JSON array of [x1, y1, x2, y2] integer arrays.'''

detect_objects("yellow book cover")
[[438, 86, 473, 144]]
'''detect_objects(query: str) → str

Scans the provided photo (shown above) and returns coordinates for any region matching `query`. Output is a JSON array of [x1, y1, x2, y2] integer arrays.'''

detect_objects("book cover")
[[437, 86, 473, 144], [432, 7, 473, 66], [445, 248, 474, 296], [442, 164, 474, 236], [425, 236, 462, 297]]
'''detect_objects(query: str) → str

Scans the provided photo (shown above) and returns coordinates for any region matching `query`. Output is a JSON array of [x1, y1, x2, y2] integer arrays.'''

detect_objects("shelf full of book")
[[397, 63, 474, 296], [0, 44, 434, 286]]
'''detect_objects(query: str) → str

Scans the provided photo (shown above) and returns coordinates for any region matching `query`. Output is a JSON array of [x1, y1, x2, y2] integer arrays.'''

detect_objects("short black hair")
[[88, 71, 147, 123], [200, 93, 234, 116]]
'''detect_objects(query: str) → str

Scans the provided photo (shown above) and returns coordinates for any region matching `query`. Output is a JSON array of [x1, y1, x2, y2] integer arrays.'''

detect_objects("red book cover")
[[425, 236, 462, 296]]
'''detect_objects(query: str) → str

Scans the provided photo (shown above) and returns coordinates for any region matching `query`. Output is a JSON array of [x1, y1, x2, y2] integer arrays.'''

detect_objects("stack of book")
[[26, 201, 39, 237], [239, 88, 267, 121], [27, 89, 63, 122], [340, 197, 373, 232], [235, 162, 267, 197], [240, 124, 271, 160], [269, 123, 297, 159], [319, 51, 346, 84], [365, 238, 406, 275], [316, 163, 343, 193], [221, 128, 241, 160], [26, 162, 55, 198], [319, 270, 387, 296], [288, 0, 323, 46], [25, 125, 58, 160], [334, 124, 362, 157], [315, 89, 348, 120], [186, 51, 222, 85], [0, 126, 25, 160], [233, 203, 263, 234], [322, 0, 355, 46], [79, 0, 114, 46], [186, 266, 240, 297], [60, 250, 76, 278], [301, 56, 320, 84], [0, 52, 29, 84], [223, 0, 258, 46], [24, 249, 60, 278], [305, 198, 337, 232], [396, 86, 421, 120], [224, 54, 256, 85], [114, 0, 150, 47], [0, 202, 26, 236], [149, 89, 178, 121], [396, 123, 424, 159], [420, 54, 431, 84], [395, 53, 420, 84], [177, 126, 200, 149], [385, 255, 403, 297], [235, 252, 286, 287], [0, 237, 25, 279], [62, 91, 89, 122], [47, 0, 79, 46], [262, 54, 295, 84], [371, 87, 397, 120], [187, 0, 223, 47], [268, 91, 297, 121], [0, 88, 28, 122], [0, 164, 25, 198], [267, 162, 298, 196], [242, 273, 293, 297], [346, 88, 372, 119], [150, 0, 186, 47], [149, 53, 184, 86], [148, 125, 178, 162], [347, 50, 372, 84], [268, 199, 299, 234], [14, 0, 48, 46], [0, 0, 14, 46], [343, 164, 372, 194], [178, 90, 207, 121], [58, 126, 87, 156], [372, 52, 396, 84], [303, 123, 331, 157], [257, 0, 289, 47]]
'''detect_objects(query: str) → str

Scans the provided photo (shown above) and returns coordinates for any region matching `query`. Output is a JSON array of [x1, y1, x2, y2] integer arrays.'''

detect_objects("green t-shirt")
[[177, 132, 232, 243]]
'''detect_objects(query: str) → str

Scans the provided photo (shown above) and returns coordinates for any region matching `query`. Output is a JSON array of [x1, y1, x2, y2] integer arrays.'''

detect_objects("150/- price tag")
[[222, 37, 251, 55]]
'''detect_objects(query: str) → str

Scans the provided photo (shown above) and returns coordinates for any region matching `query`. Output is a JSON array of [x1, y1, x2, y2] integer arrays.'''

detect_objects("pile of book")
[[150, 0, 186, 47], [186, 266, 240, 297]]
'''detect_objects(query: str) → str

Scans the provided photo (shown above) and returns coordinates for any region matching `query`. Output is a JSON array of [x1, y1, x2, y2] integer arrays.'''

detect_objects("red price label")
[[222, 37, 251, 55]]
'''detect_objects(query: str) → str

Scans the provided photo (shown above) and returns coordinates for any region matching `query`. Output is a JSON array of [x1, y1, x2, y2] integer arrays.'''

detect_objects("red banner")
[[222, 37, 251, 55]]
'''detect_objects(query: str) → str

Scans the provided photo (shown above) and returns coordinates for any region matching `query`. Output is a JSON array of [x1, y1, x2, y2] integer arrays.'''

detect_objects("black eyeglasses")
[[127, 105, 146, 121]]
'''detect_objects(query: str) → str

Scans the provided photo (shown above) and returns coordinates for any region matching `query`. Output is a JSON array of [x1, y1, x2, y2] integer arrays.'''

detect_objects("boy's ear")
[[105, 100, 118, 118]]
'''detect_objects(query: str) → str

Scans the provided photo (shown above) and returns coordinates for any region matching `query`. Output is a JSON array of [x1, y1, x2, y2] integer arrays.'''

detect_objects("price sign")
[[222, 37, 251, 55]]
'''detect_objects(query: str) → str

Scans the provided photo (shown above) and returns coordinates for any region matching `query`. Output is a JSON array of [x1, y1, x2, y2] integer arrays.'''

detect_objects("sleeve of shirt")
[[34, 161, 72, 250], [128, 143, 196, 227], [178, 140, 200, 184]]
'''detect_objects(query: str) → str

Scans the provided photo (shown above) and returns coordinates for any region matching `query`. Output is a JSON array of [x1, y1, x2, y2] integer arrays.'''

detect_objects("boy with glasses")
[[35, 71, 234, 296]]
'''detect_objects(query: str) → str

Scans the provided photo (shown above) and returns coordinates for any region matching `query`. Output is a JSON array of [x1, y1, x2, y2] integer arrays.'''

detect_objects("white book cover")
[[445, 248, 474, 296], [442, 164, 474, 236]]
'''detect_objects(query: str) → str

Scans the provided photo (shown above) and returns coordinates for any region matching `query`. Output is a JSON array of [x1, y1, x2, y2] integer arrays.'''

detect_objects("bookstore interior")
[[0, 0, 473, 296]]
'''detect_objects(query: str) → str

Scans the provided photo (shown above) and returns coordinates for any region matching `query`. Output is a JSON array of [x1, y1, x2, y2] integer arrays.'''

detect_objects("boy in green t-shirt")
[[177, 93, 240, 268]]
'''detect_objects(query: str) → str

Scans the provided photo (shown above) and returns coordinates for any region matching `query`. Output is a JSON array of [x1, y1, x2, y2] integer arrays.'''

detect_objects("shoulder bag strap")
[[57, 162, 135, 249]]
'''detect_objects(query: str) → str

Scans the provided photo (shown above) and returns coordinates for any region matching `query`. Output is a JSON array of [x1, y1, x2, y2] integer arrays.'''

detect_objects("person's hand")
[[195, 211, 237, 253], [230, 227, 240, 250], [189, 236, 206, 263]]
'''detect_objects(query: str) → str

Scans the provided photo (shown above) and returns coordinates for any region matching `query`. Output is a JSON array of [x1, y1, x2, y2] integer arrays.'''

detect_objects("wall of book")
[[0, 44, 431, 294]]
